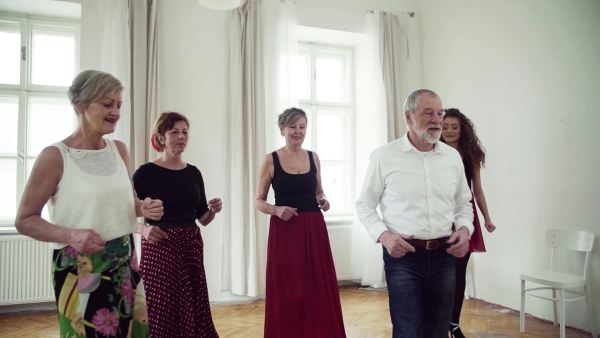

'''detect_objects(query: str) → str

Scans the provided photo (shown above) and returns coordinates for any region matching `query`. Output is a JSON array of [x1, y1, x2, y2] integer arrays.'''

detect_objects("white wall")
[[418, 0, 600, 331]]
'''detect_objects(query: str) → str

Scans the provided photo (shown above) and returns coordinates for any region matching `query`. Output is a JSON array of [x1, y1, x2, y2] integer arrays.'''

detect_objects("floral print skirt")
[[52, 235, 149, 338]]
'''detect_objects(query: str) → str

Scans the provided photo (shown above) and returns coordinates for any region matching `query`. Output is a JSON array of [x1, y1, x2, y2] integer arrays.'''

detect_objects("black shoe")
[[449, 323, 466, 338]]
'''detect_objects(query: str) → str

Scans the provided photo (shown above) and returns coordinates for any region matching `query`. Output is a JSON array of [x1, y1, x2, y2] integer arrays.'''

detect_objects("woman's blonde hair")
[[67, 70, 123, 113]]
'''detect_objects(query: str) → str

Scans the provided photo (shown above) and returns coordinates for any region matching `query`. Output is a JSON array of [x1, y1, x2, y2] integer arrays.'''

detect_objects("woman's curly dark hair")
[[441, 108, 486, 170]]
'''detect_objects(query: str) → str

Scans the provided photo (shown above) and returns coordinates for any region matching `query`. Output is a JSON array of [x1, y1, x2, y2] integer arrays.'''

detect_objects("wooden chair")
[[520, 229, 597, 337]]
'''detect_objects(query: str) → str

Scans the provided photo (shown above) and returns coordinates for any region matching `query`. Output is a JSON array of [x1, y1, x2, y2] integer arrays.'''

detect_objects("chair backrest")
[[546, 228, 595, 278]]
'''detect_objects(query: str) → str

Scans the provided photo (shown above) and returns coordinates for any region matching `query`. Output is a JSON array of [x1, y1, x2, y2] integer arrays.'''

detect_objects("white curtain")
[[222, 0, 265, 297], [221, 0, 299, 297], [82, 0, 131, 146], [380, 12, 411, 141], [262, 0, 299, 147], [354, 11, 388, 288], [143, 0, 160, 164]]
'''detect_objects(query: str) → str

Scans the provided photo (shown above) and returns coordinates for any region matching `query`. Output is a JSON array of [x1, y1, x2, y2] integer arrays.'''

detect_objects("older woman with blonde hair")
[[16, 69, 163, 337], [255, 107, 346, 338]]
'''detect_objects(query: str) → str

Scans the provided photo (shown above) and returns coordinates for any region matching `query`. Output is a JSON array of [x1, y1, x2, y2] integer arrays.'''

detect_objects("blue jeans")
[[383, 245, 456, 338]]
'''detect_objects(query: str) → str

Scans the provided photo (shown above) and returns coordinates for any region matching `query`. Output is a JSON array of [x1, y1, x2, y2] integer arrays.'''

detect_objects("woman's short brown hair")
[[151, 111, 190, 152]]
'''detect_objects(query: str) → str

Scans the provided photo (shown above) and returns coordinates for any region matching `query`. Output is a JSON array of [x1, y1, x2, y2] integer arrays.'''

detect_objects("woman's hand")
[[142, 197, 164, 221], [484, 220, 496, 233], [139, 224, 168, 244], [275, 206, 298, 221], [69, 229, 106, 254], [208, 198, 222, 213], [319, 198, 330, 212]]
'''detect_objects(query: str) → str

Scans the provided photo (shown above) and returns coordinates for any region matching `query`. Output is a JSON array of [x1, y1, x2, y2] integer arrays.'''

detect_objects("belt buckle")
[[426, 240, 436, 250]]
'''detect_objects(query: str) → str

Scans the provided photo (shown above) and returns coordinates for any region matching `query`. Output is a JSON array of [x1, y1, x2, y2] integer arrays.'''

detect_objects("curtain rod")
[[280, 0, 415, 17]]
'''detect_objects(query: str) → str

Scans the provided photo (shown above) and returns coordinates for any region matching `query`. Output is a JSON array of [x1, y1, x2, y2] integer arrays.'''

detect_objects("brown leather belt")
[[409, 237, 450, 250]]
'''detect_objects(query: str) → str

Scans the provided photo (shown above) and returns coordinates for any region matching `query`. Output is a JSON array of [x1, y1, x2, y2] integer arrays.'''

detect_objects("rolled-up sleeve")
[[355, 151, 389, 242]]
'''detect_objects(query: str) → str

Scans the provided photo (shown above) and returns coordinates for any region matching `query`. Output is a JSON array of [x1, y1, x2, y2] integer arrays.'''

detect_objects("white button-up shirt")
[[356, 134, 474, 242]]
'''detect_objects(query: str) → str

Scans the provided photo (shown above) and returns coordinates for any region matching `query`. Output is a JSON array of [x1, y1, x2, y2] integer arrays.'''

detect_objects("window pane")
[[0, 158, 17, 220], [301, 106, 313, 151], [294, 50, 311, 100], [28, 96, 76, 156], [0, 96, 19, 155], [316, 111, 349, 160], [31, 28, 76, 86], [316, 52, 349, 103], [0, 27, 21, 85], [321, 163, 351, 214]]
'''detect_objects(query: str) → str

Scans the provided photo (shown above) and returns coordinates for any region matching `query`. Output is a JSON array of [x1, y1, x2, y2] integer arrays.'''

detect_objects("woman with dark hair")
[[441, 108, 497, 338], [133, 111, 222, 338], [255, 107, 346, 337]]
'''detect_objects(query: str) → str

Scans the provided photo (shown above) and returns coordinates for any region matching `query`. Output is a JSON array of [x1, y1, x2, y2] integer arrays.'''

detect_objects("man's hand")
[[379, 231, 415, 258], [446, 226, 470, 258]]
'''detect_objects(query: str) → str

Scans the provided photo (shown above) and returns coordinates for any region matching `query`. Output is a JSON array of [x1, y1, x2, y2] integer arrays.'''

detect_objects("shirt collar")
[[400, 132, 444, 154]]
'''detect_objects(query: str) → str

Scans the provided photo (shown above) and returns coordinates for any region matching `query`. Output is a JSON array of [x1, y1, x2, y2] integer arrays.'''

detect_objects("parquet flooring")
[[0, 286, 594, 337]]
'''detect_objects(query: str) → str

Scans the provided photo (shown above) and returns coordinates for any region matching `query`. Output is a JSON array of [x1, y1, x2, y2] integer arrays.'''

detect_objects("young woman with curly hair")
[[441, 108, 497, 338]]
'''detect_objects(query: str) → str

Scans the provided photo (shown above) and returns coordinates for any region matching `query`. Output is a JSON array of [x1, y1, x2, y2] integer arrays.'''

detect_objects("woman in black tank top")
[[255, 107, 346, 338], [441, 108, 497, 338]]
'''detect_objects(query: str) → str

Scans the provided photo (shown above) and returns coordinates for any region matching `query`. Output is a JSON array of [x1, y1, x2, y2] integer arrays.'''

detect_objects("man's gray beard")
[[412, 121, 441, 144]]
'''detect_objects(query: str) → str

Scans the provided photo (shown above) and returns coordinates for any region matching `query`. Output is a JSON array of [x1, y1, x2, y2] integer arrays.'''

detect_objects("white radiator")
[[327, 225, 353, 280], [0, 235, 54, 305]]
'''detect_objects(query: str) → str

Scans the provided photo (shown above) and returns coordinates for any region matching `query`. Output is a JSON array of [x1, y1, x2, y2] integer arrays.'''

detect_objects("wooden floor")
[[0, 286, 593, 337]]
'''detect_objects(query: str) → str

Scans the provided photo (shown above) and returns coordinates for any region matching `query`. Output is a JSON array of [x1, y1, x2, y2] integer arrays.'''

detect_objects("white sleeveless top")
[[48, 139, 138, 249]]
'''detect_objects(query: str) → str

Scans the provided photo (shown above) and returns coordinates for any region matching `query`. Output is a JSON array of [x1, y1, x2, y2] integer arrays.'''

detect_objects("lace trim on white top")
[[59, 141, 118, 176]]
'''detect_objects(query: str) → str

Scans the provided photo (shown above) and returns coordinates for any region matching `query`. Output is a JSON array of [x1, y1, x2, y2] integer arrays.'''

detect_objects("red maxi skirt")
[[264, 211, 346, 338]]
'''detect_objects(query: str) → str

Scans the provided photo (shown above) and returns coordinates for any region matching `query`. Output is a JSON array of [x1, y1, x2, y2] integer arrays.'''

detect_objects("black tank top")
[[271, 151, 320, 212]]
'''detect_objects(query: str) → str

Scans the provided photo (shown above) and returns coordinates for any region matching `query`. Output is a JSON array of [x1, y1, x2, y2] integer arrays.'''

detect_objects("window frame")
[[298, 42, 355, 222], [0, 13, 80, 227]]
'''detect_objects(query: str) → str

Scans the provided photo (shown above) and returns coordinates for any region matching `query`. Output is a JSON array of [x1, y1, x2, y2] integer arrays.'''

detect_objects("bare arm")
[[312, 152, 329, 211], [114, 140, 166, 244], [114, 140, 163, 221], [199, 198, 222, 226], [15, 146, 106, 253], [472, 167, 496, 233], [254, 154, 297, 221]]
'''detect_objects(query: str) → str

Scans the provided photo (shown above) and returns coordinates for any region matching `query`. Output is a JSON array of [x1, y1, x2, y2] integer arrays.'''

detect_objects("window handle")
[[21, 47, 26, 61], [18, 150, 25, 164]]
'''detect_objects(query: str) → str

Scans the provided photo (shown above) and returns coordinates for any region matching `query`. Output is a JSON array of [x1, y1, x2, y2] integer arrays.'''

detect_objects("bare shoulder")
[[311, 151, 320, 161], [112, 140, 130, 162], [113, 139, 128, 155], [262, 153, 274, 166], [37, 145, 63, 169], [30, 145, 64, 183]]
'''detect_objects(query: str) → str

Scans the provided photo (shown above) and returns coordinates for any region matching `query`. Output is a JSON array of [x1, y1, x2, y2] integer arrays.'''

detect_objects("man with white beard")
[[355, 89, 474, 338]]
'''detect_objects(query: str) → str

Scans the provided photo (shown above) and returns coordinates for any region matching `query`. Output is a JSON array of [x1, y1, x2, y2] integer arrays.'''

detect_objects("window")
[[295, 43, 354, 219], [0, 15, 79, 226]]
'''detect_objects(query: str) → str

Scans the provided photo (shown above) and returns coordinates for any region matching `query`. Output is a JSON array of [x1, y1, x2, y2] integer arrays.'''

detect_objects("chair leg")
[[553, 288, 559, 326], [559, 289, 566, 338], [583, 285, 598, 338], [520, 279, 526, 333]]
